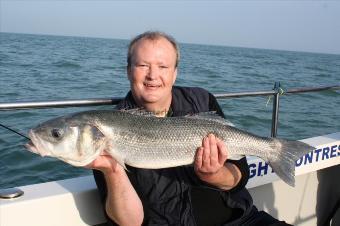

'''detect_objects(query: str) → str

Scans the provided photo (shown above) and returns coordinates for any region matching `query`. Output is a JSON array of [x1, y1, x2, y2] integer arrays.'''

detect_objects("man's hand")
[[194, 134, 241, 190], [86, 152, 123, 174], [194, 133, 228, 177]]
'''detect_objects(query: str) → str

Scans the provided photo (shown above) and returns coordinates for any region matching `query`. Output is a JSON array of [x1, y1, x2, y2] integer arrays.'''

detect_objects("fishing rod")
[[0, 123, 30, 140]]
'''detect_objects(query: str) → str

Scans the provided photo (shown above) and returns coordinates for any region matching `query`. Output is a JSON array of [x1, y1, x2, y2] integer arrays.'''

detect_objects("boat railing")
[[0, 83, 340, 226], [0, 82, 339, 138]]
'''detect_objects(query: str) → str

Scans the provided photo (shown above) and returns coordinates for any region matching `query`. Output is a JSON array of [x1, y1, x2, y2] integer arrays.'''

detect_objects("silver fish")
[[25, 109, 315, 186]]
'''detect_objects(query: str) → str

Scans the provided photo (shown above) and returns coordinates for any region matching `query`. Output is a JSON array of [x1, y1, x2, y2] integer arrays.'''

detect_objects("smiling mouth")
[[144, 83, 161, 89]]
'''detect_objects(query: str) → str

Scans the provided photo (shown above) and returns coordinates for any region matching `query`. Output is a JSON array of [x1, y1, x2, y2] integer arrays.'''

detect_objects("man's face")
[[127, 37, 177, 109]]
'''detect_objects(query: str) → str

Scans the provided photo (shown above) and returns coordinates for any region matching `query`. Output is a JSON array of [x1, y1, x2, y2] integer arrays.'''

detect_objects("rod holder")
[[0, 187, 24, 199], [271, 82, 281, 138]]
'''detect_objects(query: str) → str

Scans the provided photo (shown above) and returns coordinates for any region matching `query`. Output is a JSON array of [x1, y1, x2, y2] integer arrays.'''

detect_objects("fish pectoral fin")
[[105, 144, 128, 171], [114, 156, 127, 171]]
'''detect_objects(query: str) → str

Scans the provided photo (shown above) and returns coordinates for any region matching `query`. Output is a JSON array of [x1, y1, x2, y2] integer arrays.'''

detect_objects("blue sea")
[[0, 32, 339, 189]]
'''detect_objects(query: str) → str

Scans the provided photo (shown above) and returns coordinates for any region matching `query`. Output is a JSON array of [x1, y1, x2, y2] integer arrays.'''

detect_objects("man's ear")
[[127, 65, 132, 81], [172, 67, 178, 85]]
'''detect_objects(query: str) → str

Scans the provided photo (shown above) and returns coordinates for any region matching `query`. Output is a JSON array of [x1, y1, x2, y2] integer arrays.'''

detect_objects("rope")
[[266, 87, 286, 107]]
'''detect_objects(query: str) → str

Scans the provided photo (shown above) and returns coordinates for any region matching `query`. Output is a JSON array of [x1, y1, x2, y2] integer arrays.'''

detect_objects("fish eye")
[[51, 128, 63, 139]]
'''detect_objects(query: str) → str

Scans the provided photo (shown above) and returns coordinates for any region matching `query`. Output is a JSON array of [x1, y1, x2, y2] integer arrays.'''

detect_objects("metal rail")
[[0, 98, 123, 110], [271, 82, 281, 137], [0, 85, 339, 110], [0, 84, 339, 137]]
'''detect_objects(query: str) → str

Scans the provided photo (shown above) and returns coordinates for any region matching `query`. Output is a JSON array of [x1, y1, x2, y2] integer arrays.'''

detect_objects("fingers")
[[217, 138, 228, 165], [85, 151, 119, 173], [195, 147, 203, 169], [195, 134, 228, 174], [202, 135, 212, 167], [209, 134, 218, 167]]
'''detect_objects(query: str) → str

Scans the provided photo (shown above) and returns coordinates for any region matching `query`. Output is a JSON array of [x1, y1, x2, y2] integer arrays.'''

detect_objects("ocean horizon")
[[2, 31, 339, 57]]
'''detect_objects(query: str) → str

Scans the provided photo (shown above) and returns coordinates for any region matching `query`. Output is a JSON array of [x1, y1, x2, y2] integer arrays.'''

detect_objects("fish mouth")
[[25, 140, 39, 154], [25, 130, 50, 157]]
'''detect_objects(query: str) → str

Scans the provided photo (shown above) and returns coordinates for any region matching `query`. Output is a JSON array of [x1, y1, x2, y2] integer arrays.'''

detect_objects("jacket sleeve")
[[93, 169, 107, 203], [208, 92, 250, 193]]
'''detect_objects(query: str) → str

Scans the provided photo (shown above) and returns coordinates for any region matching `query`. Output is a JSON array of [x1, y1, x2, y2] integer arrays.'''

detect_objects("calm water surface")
[[0, 32, 339, 189]]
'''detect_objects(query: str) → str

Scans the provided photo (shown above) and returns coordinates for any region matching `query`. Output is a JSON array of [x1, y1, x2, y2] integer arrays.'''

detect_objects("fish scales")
[[70, 111, 303, 171]]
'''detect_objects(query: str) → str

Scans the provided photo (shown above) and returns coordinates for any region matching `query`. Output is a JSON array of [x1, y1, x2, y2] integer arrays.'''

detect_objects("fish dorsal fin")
[[120, 108, 157, 117], [184, 112, 234, 126]]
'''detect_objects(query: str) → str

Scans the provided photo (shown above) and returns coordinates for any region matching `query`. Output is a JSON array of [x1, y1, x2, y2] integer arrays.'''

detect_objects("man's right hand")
[[86, 152, 123, 174], [89, 151, 144, 225]]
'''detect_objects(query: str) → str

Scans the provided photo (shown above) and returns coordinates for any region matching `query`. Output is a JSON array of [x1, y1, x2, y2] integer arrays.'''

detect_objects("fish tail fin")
[[105, 143, 128, 171], [268, 139, 315, 187]]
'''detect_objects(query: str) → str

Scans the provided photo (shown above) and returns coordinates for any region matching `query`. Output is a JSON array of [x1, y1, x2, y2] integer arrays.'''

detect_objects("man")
[[90, 31, 290, 226]]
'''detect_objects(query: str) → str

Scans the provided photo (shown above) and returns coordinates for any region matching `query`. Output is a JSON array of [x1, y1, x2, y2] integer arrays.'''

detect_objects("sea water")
[[0, 32, 339, 189]]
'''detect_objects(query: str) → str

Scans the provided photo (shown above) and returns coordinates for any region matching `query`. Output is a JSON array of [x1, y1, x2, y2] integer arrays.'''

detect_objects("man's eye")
[[137, 64, 148, 68], [159, 65, 168, 69]]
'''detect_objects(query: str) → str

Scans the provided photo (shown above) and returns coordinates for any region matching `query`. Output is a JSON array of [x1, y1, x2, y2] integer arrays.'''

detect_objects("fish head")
[[26, 116, 107, 167]]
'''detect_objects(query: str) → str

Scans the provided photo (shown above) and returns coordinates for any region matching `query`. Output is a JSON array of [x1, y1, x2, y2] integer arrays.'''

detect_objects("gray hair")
[[127, 31, 180, 68]]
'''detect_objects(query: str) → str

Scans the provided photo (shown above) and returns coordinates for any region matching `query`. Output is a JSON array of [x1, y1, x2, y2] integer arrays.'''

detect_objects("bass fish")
[[25, 110, 315, 186]]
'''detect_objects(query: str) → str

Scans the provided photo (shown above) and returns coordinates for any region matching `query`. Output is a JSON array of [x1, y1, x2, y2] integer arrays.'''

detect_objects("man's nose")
[[146, 65, 159, 80]]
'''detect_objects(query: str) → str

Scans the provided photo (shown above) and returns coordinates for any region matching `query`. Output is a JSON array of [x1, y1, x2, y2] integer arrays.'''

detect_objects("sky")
[[1, 0, 340, 55]]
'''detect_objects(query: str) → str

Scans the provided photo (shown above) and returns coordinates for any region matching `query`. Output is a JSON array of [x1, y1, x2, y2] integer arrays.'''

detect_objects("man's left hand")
[[194, 133, 228, 183]]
